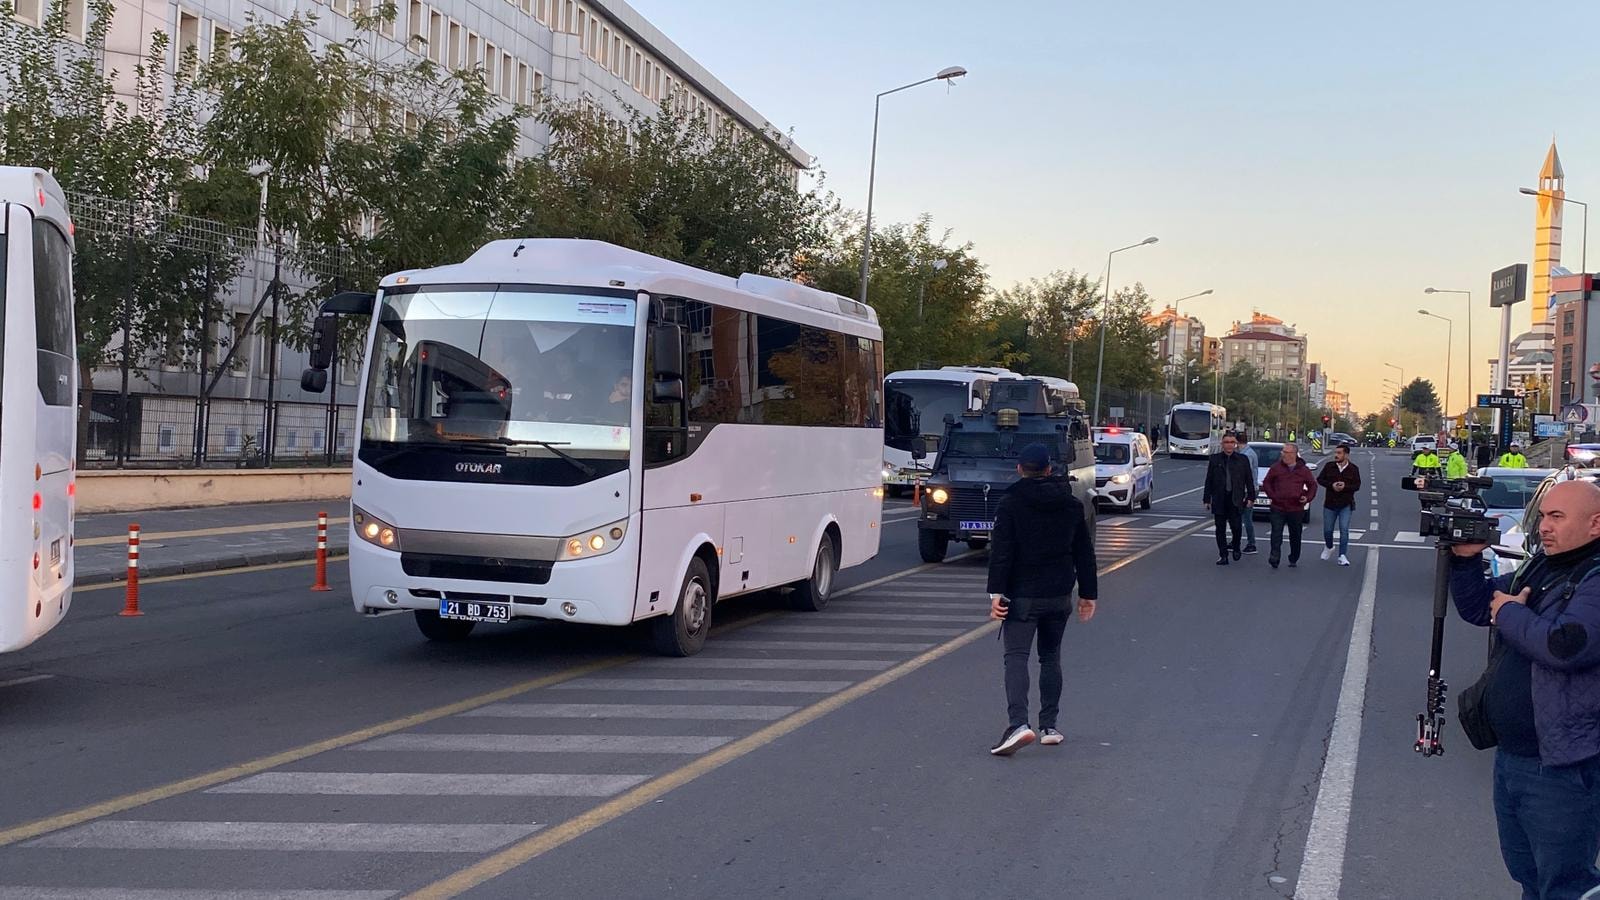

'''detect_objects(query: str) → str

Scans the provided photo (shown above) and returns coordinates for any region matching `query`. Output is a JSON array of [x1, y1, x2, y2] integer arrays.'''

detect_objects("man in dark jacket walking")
[[1449, 480, 1600, 899], [1316, 443, 1361, 567], [1202, 433, 1255, 565], [1261, 442, 1317, 569], [986, 443, 1098, 756]]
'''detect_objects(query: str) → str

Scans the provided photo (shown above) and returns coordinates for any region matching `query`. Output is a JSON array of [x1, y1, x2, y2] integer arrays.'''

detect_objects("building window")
[[211, 24, 232, 62], [517, 63, 529, 105], [533, 70, 545, 105], [408, 0, 424, 48], [63, 0, 87, 39], [483, 41, 496, 91], [576, 10, 586, 46], [447, 20, 461, 69], [467, 32, 480, 72], [333, 0, 350, 15], [500, 53, 513, 99], [228, 313, 251, 375], [223, 425, 241, 452], [176, 11, 200, 75], [12, 0, 41, 25], [427, 11, 443, 63], [285, 429, 299, 450], [337, 431, 350, 450], [157, 424, 175, 453], [1565, 311, 1576, 336], [313, 430, 326, 451], [564, 0, 574, 32], [535, 0, 547, 24]]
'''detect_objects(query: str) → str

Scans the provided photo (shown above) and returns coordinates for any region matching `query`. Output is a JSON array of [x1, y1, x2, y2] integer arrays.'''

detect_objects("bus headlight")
[[882, 461, 894, 480], [558, 519, 628, 561], [352, 506, 401, 551], [929, 488, 949, 504], [1111, 473, 1132, 485]]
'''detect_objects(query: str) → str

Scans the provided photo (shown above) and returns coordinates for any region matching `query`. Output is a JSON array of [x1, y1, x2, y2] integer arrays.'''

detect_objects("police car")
[[1092, 428, 1155, 512]]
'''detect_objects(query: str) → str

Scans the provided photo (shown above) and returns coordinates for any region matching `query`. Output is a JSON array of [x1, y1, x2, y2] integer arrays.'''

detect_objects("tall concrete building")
[[1531, 141, 1565, 325], [1219, 312, 1307, 382], [1144, 305, 1205, 368]]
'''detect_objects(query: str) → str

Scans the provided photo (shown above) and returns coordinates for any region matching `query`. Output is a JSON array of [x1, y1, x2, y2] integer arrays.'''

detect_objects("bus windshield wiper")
[[449, 436, 596, 477]]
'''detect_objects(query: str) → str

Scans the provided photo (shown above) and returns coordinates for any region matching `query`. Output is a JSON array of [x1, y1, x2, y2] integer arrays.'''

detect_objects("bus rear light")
[[67, 482, 75, 497], [32, 493, 42, 511], [33, 553, 40, 570]]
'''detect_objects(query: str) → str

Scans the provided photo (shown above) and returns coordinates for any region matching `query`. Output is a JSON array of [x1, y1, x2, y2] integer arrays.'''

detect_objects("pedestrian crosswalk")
[[0, 519, 1189, 897]]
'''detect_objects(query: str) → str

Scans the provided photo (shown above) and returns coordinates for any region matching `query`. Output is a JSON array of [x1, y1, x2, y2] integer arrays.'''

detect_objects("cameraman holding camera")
[[1451, 480, 1600, 900]]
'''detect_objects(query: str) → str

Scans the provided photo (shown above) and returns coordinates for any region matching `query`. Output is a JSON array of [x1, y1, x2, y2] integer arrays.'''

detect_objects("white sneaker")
[[1338, 555, 1350, 567], [1039, 728, 1065, 745], [1320, 547, 1334, 561]]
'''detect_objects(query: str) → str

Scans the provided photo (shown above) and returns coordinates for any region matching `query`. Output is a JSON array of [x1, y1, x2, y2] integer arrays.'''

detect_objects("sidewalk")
[[75, 500, 349, 586]]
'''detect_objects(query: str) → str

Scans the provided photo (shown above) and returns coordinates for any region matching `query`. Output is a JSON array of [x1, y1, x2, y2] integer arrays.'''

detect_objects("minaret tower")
[[1531, 140, 1565, 324]]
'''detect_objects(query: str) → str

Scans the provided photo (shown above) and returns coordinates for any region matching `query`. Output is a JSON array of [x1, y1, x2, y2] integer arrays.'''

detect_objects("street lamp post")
[[857, 66, 968, 304], [1426, 288, 1474, 459], [1419, 309, 1454, 433], [1162, 289, 1213, 404], [1091, 236, 1159, 425]]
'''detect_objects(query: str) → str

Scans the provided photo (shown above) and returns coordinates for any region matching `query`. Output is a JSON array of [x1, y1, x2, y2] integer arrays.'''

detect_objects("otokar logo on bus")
[[455, 462, 504, 475]]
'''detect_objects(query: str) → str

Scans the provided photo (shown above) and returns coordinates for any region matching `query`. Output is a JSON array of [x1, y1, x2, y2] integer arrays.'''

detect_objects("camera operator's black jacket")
[[1202, 451, 1255, 509], [985, 475, 1097, 601], [1451, 538, 1600, 766]]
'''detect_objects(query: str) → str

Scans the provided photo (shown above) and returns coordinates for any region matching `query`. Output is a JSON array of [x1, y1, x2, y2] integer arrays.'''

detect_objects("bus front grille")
[[400, 553, 553, 585]]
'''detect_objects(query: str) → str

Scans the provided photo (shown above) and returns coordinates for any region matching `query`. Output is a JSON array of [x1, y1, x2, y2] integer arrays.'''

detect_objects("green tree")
[[976, 270, 1098, 379], [1399, 378, 1440, 425]]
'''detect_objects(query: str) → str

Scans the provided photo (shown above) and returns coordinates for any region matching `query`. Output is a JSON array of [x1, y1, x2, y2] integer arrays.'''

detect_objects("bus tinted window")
[[672, 297, 881, 429], [32, 220, 73, 407]]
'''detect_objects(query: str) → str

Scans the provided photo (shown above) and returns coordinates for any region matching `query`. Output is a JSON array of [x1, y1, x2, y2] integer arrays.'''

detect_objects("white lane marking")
[[1151, 485, 1205, 505], [462, 704, 797, 720], [861, 589, 986, 598], [1153, 518, 1193, 530], [820, 612, 982, 623], [629, 656, 898, 670], [0, 674, 53, 688], [549, 677, 852, 693], [1293, 548, 1381, 899], [1393, 531, 1425, 543], [708, 639, 934, 652], [22, 820, 539, 853], [735, 625, 963, 638], [0, 883, 393, 890], [207, 772, 646, 797], [353, 734, 732, 754]]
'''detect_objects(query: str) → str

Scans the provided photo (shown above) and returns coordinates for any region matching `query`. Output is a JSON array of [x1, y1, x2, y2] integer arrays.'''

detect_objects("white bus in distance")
[[301, 239, 885, 656], [0, 168, 78, 653], [882, 367, 1014, 494], [1167, 402, 1228, 459]]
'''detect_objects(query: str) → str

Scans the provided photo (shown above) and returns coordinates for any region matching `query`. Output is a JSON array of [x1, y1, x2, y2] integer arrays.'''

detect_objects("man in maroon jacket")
[[1262, 442, 1318, 569]]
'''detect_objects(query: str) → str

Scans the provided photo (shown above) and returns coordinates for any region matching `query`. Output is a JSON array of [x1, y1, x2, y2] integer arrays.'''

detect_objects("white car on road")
[[1410, 434, 1437, 453], [1093, 429, 1155, 512]]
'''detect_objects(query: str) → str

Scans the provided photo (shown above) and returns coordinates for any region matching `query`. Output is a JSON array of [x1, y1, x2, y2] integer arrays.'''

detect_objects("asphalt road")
[[0, 451, 1522, 898]]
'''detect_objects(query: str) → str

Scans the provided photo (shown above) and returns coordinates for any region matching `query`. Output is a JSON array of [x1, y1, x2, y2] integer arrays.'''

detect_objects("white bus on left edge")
[[0, 168, 78, 653]]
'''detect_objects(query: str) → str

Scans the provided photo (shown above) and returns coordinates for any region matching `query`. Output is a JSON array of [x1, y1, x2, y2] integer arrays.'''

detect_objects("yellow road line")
[[77, 517, 350, 548], [403, 520, 1205, 899]]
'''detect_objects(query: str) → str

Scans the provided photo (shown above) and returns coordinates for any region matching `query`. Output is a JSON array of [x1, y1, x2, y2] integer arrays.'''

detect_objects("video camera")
[[1398, 474, 1500, 546]]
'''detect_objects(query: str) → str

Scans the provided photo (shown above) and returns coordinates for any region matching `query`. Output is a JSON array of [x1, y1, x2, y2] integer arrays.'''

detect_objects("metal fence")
[[68, 191, 375, 469]]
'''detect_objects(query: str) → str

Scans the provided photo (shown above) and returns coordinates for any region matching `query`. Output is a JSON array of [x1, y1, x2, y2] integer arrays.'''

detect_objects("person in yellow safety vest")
[[1445, 444, 1468, 478], [1499, 442, 1527, 468], [1413, 448, 1441, 475]]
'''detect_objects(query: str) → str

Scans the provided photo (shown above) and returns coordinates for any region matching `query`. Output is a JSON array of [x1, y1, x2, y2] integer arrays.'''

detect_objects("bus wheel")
[[652, 557, 713, 657], [918, 529, 948, 564], [789, 532, 837, 612], [414, 611, 476, 642]]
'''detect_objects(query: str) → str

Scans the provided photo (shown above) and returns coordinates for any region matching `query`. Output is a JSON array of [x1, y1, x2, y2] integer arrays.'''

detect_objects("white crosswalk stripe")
[[550, 677, 854, 693], [462, 703, 798, 720], [628, 657, 896, 670], [23, 821, 541, 853], [815, 612, 982, 623], [0, 891, 396, 900], [712, 639, 934, 652], [208, 772, 647, 797], [353, 733, 732, 754], [736, 625, 964, 637]]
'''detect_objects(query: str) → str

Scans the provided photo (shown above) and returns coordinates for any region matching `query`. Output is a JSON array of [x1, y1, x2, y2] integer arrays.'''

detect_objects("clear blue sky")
[[629, 0, 1600, 416]]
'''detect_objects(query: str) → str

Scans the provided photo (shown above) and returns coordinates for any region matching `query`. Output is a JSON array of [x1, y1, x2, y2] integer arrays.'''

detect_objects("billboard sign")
[[1491, 263, 1528, 308]]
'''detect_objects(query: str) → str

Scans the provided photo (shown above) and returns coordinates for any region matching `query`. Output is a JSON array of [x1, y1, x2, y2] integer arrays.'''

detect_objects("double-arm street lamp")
[[1418, 309, 1454, 430], [857, 66, 968, 304], [1425, 288, 1475, 456], [1091, 237, 1160, 424], [1162, 289, 1213, 403]]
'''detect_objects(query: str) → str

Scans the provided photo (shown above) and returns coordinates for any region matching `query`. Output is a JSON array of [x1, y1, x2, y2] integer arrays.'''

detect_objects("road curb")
[[76, 544, 351, 587]]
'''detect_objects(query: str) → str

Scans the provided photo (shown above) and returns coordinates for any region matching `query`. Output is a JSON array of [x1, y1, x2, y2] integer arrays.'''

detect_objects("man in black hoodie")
[[986, 442, 1099, 756]]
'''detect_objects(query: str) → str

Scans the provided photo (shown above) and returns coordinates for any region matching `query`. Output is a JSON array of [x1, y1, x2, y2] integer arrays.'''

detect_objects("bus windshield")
[[1170, 408, 1213, 439], [361, 286, 636, 469], [884, 379, 967, 451]]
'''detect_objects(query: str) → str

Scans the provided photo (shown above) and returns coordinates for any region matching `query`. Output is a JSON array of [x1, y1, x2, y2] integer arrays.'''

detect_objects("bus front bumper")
[[348, 536, 639, 627]]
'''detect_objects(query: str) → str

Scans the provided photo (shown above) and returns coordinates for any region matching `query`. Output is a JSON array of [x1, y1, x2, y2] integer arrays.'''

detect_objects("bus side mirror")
[[652, 323, 685, 380], [911, 447, 927, 461], [308, 313, 337, 371], [300, 368, 328, 393], [652, 378, 685, 403]]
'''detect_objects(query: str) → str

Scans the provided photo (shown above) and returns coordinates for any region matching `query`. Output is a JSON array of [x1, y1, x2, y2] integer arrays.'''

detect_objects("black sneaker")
[[1232, 549, 1243, 561], [1216, 556, 1229, 566], [1269, 556, 1280, 569], [1289, 559, 1298, 568], [1244, 544, 1259, 554], [990, 724, 1036, 756]]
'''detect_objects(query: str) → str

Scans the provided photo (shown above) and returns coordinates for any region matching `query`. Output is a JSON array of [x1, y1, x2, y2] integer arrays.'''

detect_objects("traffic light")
[[1322, 415, 1331, 426], [1389, 417, 1397, 427]]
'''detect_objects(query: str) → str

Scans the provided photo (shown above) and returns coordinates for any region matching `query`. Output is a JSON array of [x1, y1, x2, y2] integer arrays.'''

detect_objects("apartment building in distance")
[[1219, 312, 1307, 382]]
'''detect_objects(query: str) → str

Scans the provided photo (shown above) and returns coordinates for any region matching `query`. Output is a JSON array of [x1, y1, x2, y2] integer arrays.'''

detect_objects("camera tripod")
[[1416, 543, 1450, 757]]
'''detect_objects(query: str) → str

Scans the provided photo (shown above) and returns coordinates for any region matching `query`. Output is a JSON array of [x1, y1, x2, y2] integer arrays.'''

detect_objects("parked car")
[[1247, 442, 1311, 523], [1329, 432, 1357, 449], [1566, 443, 1600, 466], [1092, 429, 1155, 512], [1410, 434, 1437, 453]]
